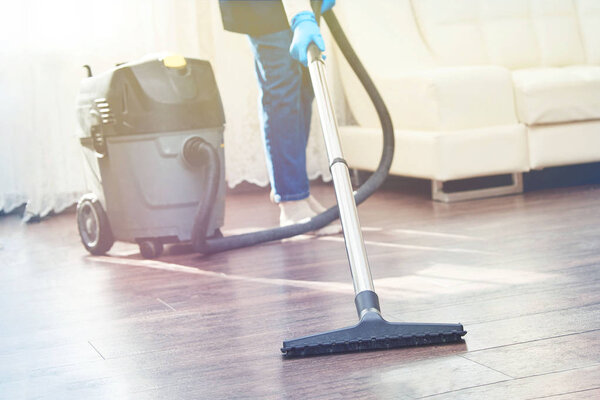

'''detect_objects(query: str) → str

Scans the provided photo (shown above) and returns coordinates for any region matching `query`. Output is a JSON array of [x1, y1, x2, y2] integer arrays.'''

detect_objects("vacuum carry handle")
[[306, 43, 376, 298]]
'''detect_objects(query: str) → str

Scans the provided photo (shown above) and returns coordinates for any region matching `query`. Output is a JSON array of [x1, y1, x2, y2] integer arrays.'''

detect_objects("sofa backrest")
[[333, 0, 598, 129], [412, 0, 589, 69], [333, 0, 434, 76], [529, 0, 585, 66], [333, 0, 435, 128], [411, 0, 492, 66], [576, 0, 600, 64]]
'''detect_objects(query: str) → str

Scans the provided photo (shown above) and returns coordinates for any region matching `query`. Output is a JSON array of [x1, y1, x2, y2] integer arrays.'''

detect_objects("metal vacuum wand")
[[306, 44, 376, 303], [280, 44, 466, 357]]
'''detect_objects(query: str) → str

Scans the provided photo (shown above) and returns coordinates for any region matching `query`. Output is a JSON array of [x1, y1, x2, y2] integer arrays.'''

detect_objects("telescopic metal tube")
[[306, 45, 375, 296]]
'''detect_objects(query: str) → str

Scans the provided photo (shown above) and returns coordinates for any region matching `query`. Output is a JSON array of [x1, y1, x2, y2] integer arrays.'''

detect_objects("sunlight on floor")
[[376, 263, 555, 299], [89, 255, 554, 302], [319, 236, 496, 255]]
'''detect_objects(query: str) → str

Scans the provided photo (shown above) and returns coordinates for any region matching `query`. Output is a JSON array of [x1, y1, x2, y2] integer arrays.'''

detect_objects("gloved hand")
[[321, 0, 335, 13], [289, 11, 326, 66]]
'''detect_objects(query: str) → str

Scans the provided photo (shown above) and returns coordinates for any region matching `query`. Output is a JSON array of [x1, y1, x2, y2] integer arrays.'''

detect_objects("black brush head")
[[281, 311, 466, 358]]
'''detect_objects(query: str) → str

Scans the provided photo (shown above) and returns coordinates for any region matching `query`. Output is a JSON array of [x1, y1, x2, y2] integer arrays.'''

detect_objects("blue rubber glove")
[[321, 0, 336, 13], [289, 11, 326, 66]]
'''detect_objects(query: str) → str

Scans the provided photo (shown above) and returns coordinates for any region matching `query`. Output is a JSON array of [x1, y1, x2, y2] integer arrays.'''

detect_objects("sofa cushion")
[[338, 63, 517, 131], [340, 124, 529, 181], [575, 0, 600, 64], [528, 120, 600, 169], [512, 66, 600, 125], [378, 66, 518, 131]]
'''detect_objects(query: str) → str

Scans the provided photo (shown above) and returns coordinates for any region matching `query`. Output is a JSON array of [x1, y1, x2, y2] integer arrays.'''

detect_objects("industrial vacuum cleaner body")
[[76, 56, 226, 258]]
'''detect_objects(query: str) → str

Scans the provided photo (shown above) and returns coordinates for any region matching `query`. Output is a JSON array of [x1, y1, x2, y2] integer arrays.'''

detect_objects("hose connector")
[[182, 136, 210, 168]]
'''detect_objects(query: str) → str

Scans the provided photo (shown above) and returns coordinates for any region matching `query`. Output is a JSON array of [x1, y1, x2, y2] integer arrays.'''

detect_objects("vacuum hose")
[[183, 137, 222, 252], [196, 10, 394, 254]]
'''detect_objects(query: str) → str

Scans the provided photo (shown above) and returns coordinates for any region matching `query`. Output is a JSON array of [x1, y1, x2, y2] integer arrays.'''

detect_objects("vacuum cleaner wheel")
[[77, 194, 114, 256]]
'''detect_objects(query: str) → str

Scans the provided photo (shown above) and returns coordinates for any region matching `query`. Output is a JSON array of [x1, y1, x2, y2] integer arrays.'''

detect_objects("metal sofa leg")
[[431, 173, 523, 203]]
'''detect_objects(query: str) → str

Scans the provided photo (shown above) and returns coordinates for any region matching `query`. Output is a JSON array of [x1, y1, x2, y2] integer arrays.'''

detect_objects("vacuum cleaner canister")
[[76, 55, 226, 258]]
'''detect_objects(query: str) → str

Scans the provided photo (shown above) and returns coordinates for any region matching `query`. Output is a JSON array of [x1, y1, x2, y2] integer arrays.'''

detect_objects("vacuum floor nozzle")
[[282, 311, 466, 358]]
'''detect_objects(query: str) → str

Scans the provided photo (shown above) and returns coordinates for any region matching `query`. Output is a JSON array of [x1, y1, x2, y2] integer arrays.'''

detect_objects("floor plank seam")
[[457, 354, 515, 379], [504, 363, 600, 382], [87, 340, 105, 360], [382, 277, 600, 316], [416, 377, 514, 399], [417, 363, 600, 399], [524, 386, 600, 400], [88, 256, 356, 294], [465, 301, 600, 326], [388, 228, 488, 241], [318, 236, 498, 255], [465, 328, 600, 354], [156, 297, 176, 311], [547, 262, 600, 274]]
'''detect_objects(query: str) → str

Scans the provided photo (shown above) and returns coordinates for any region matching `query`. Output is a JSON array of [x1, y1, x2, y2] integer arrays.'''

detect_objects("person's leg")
[[248, 30, 310, 204], [248, 30, 340, 233]]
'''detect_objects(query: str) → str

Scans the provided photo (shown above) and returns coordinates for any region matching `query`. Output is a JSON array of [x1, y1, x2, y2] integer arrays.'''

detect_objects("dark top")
[[219, 0, 320, 37]]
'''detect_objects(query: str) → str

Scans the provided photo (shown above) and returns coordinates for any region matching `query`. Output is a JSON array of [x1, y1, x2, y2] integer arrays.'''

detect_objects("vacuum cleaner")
[[76, 54, 226, 258], [76, 10, 466, 357]]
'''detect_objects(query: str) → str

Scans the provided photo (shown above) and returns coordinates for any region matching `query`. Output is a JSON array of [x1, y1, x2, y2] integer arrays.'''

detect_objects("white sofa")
[[334, 0, 600, 201]]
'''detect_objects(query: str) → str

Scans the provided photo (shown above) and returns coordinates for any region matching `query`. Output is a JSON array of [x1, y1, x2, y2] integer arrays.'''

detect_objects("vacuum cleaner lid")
[[77, 55, 225, 136]]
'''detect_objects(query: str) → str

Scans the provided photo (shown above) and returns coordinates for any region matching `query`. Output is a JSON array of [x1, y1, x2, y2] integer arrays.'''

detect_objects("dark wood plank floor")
[[1, 183, 599, 399]]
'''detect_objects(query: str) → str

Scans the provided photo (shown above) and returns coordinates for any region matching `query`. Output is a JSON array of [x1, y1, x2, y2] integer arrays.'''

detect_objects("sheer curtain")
[[0, 0, 347, 220]]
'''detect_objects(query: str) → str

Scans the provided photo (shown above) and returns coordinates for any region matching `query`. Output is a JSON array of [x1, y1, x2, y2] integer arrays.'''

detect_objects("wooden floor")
[[1, 182, 600, 399]]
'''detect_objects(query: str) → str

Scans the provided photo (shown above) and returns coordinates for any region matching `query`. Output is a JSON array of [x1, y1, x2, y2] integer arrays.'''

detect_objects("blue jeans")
[[248, 29, 314, 203]]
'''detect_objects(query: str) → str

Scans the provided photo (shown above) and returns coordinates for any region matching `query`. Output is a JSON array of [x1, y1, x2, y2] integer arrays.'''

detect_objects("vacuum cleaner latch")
[[79, 108, 107, 158]]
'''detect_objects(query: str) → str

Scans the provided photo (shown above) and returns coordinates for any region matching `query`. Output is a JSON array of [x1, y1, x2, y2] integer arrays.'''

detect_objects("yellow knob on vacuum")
[[163, 55, 187, 69]]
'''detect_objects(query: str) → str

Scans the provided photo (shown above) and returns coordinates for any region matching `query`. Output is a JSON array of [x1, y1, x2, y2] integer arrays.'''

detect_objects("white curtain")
[[0, 0, 349, 220]]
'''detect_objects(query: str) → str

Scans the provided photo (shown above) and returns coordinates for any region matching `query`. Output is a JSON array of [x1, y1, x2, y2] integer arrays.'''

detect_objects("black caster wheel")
[[77, 194, 114, 255], [139, 240, 164, 259]]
